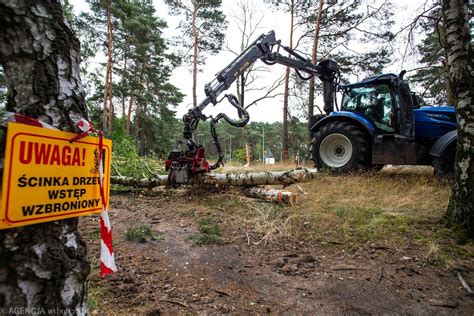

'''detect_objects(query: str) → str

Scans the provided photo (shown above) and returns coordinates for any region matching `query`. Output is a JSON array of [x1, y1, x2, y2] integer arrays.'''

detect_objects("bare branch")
[[392, 3, 439, 39], [244, 76, 285, 109]]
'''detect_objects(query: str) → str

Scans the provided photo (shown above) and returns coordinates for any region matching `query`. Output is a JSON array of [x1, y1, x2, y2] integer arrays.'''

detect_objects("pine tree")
[[265, 0, 312, 159], [281, 0, 297, 161], [410, 4, 455, 106], [298, 0, 394, 120], [165, 0, 227, 107], [75, 0, 183, 155], [306, 0, 324, 135]]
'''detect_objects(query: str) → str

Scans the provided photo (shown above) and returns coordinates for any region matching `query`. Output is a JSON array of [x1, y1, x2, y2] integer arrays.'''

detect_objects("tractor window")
[[342, 84, 395, 133]]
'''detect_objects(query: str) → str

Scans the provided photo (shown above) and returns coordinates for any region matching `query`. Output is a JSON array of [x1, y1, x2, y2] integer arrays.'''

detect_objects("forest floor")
[[80, 165, 474, 314]]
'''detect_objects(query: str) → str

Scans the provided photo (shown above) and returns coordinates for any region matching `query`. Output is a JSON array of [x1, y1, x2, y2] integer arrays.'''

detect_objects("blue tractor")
[[309, 71, 457, 178]]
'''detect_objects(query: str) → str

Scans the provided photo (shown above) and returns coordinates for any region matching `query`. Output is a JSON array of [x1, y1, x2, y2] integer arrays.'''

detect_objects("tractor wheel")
[[311, 122, 370, 172], [433, 144, 455, 180]]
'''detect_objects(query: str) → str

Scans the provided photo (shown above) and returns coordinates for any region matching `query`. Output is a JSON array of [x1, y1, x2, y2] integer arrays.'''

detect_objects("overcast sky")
[[74, 0, 432, 123]]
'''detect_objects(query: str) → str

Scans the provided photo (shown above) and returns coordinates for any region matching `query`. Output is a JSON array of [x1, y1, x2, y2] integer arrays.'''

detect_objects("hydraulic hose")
[[209, 94, 250, 170]]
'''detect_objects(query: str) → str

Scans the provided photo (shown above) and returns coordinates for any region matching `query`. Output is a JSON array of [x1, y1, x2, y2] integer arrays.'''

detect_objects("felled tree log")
[[110, 168, 318, 188], [201, 168, 318, 186], [111, 175, 168, 188], [243, 187, 298, 205]]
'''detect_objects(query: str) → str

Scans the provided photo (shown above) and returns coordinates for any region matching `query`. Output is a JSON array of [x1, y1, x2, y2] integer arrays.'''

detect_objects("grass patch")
[[327, 205, 412, 243], [218, 198, 242, 210], [243, 168, 467, 260], [181, 209, 197, 217], [87, 283, 105, 312], [186, 165, 470, 268], [190, 218, 221, 245], [90, 228, 101, 238], [203, 195, 241, 211], [125, 225, 162, 243]]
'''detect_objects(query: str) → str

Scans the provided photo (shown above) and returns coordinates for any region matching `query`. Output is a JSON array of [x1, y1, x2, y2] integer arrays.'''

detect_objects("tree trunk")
[[122, 53, 127, 119], [282, 0, 295, 162], [102, 2, 113, 134], [245, 142, 252, 166], [307, 0, 324, 137], [444, 48, 456, 106], [111, 168, 319, 188], [192, 6, 198, 108], [126, 95, 134, 135], [0, 0, 89, 311], [102, 64, 109, 133], [107, 75, 114, 133], [138, 103, 147, 156], [243, 187, 297, 205], [442, 0, 474, 237], [105, 3, 114, 134]]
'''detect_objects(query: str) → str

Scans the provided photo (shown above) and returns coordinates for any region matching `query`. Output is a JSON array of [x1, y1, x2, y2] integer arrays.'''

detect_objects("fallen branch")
[[333, 265, 368, 271], [373, 266, 384, 291], [457, 272, 473, 295], [160, 299, 189, 308], [110, 168, 319, 188]]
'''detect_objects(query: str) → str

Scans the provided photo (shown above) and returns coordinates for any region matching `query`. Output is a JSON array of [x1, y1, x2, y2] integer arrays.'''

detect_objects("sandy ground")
[[80, 180, 474, 314]]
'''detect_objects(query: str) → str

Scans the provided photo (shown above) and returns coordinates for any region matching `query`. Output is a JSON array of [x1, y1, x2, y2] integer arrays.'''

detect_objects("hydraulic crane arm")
[[183, 30, 338, 141], [165, 30, 338, 185]]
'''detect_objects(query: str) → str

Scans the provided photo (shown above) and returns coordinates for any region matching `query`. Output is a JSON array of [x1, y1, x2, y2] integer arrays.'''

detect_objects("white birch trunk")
[[0, 0, 89, 311], [442, 0, 474, 235], [111, 168, 319, 188], [244, 187, 298, 205]]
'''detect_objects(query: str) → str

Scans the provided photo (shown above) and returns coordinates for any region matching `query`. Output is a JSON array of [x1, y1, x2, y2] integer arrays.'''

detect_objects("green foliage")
[[73, 0, 183, 156], [190, 218, 221, 245], [60, 0, 75, 26], [181, 209, 197, 217], [232, 148, 247, 163], [165, 0, 228, 65], [191, 118, 310, 164], [112, 154, 165, 179], [273, 0, 395, 117], [87, 283, 105, 312], [335, 205, 413, 242], [336, 206, 346, 221], [108, 117, 161, 178], [125, 225, 162, 243], [409, 6, 451, 105]]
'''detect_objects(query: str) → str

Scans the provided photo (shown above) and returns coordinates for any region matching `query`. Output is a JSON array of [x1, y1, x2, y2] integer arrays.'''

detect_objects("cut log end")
[[243, 187, 298, 205]]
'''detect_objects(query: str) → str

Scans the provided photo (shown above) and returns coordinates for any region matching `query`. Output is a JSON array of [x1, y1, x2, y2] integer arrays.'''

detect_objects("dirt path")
[[80, 188, 474, 314]]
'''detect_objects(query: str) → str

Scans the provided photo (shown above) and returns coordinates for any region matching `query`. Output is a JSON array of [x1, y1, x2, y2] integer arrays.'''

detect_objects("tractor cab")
[[341, 80, 396, 134], [337, 73, 423, 165]]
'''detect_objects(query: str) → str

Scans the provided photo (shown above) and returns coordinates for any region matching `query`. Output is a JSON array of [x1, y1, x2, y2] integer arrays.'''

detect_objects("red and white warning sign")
[[1, 122, 112, 229]]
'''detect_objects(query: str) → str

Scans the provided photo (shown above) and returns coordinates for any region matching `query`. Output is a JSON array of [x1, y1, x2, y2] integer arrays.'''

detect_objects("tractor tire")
[[433, 144, 455, 180], [310, 122, 370, 172]]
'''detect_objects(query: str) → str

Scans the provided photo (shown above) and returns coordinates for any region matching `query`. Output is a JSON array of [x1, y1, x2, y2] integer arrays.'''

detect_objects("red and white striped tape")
[[96, 129, 117, 276], [2, 112, 58, 130], [2, 112, 117, 277]]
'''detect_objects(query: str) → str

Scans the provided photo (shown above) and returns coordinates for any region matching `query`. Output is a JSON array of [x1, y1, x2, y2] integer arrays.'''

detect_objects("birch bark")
[[0, 0, 89, 311]]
